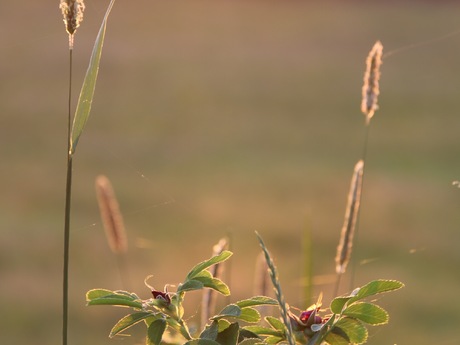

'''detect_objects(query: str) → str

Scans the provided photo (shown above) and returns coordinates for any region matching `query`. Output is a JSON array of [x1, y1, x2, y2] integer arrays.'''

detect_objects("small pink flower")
[[299, 308, 322, 325]]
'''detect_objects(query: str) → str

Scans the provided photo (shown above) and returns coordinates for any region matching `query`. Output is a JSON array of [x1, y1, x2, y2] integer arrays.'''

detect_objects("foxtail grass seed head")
[[361, 41, 383, 124], [95, 175, 127, 254], [335, 160, 364, 275], [59, 0, 86, 49]]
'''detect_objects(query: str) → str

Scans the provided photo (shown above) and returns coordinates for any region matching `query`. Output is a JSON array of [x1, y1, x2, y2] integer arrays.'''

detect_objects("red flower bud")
[[151, 289, 171, 305]]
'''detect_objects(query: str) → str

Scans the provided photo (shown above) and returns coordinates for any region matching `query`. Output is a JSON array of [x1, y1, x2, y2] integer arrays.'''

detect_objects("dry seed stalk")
[[59, 0, 86, 49], [361, 41, 383, 124], [201, 238, 228, 326], [95, 175, 127, 254], [335, 160, 364, 275]]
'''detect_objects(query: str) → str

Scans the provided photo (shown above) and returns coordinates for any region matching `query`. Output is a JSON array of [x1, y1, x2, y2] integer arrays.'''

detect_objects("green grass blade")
[[70, 0, 116, 154]]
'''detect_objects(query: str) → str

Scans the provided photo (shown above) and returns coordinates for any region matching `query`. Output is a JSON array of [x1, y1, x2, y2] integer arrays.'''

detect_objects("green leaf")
[[185, 340, 221, 345], [216, 322, 239, 345], [244, 326, 282, 337], [265, 316, 285, 331], [330, 296, 352, 314], [177, 279, 205, 293], [343, 302, 389, 325], [200, 320, 219, 340], [238, 307, 261, 323], [265, 336, 284, 344], [323, 331, 350, 345], [86, 290, 143, 309], [109, 312, 153, 337], [86, 288, 113, 300], [70, 0, 116, 154], [239, 328, 260, 341], [147, 319, 166, 345], [193, 276, 230, 296], [186, 251, 233, 280], [239, 338, 263, 345], [194, 270, 213, 279], [236, 296, 278, 308], [350, 280, 404, 303], [212, 304, 241, 320], [334, 317, 368, 344]]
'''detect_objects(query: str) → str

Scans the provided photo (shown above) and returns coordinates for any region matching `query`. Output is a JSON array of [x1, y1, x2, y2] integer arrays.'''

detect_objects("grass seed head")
[[361, 41, 383, 124], [335, 160, 364, 275], [59, 0, 85, 48], [95, 175, 127, 254]]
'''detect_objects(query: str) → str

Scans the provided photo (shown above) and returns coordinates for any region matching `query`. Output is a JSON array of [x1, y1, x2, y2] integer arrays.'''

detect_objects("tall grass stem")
[[62, 47, 74, 345]]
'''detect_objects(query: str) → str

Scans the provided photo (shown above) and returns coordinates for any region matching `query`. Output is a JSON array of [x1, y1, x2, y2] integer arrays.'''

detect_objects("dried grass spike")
[[95, 175, 127, 254], [361, 41, 383, 124], [335, 160, 364, 274], [59, 0, 86, 48]]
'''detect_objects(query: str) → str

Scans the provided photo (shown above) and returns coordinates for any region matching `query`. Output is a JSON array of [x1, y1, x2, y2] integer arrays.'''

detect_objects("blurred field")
[[1, 0, 460, 344]]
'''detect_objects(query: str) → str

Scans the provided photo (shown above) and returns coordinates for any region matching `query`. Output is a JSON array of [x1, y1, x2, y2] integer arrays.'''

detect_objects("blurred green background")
[[1, 0, 460, 344]]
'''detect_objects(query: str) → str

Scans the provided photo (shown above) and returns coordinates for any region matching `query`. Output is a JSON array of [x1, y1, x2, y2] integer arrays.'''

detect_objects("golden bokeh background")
[[1, 1, 460, 344]]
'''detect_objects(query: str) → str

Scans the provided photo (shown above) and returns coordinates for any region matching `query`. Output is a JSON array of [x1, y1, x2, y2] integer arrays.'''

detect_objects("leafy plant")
[[86, 242, 403, 345]]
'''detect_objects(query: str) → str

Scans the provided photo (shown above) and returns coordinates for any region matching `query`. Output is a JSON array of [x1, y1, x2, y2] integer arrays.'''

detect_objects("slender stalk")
[[348, 123, 371, 291], [63, 48, 74, 345], [256, 232, 296, 345]]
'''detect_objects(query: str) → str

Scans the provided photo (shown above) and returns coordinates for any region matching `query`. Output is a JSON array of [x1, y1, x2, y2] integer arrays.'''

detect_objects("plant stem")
[[63, 47, 74, 345], [348, 122, 371, 291]]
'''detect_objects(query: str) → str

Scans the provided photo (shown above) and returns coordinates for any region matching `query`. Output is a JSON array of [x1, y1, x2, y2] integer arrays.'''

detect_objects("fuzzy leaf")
[[186, 340, 220, 345], [86, 289, 113, 300], [236, 296, 278, 308], [217, 319, 231, 332], [239, 328, 260, 341], [323, 331, 350, 345], [239, 307, 261, 323], [239, 338, 263, 345], [193, 276, 230, 296], [334, 317, 368, 344], [86, 290, 143, 309], [216, 322, 239, 345], [146, 319, 166, 345], [343, 302, 389, 325], [350, 280, 404, 303], [244, 326, 282, 337], [330, 296, 352, 314], [177, 279, 205, 293], [212, 304, 241, 320], [265, 316, 285, 331], [265, 336, 284, 344], [109, 312, 153, 337], [186, 251, 233, 280], [70, 0, 116, 154], [200, 320, 219, 340]]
